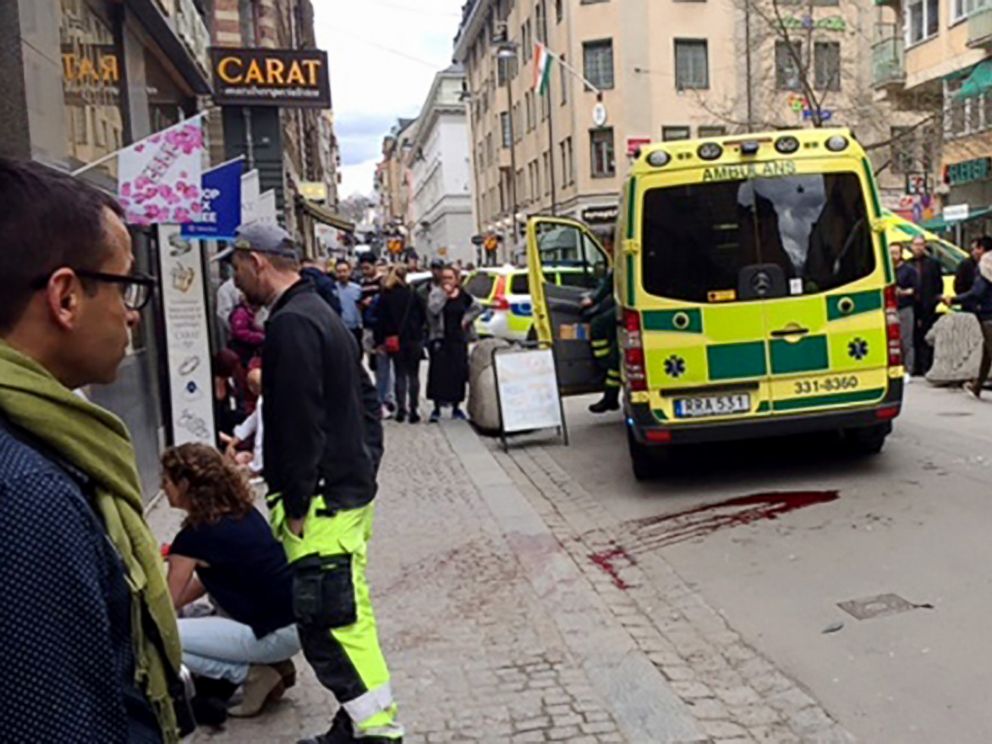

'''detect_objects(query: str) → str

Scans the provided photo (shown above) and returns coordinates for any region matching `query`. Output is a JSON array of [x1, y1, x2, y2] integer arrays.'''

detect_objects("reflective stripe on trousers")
[[270, 497, 402, 739]]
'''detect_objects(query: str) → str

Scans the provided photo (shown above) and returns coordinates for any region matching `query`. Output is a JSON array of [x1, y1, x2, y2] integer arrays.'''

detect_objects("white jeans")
[[178, 616, 301, 684]]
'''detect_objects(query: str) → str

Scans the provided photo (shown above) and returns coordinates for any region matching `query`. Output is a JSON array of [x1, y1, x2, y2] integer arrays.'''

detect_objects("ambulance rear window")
[[640, 173, 875, 302]]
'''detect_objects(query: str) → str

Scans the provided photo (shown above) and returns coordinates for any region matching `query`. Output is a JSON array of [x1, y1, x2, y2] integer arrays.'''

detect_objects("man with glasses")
[[216, 224, 401, 744], [0, 158, 181, 741]]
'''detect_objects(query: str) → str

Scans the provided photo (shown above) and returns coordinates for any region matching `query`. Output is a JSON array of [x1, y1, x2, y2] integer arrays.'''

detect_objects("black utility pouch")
[[292, 554, 357, 628]]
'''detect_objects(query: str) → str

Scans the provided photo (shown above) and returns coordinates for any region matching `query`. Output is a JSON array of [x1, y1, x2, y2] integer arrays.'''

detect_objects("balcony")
[[872, 35, 906, 90], [968, 7, 992, 47]]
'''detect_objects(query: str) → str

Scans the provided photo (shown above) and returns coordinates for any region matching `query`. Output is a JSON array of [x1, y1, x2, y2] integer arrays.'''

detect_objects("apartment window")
[[543, 152, 551, 194], [560, 136, 575, 185], [566, 137, 575, 184], [944, 78, 992, 138], [581, 0, 609, 3], [560, 54, 569, 104], [556, 0, 563, 22], [953, 0, 990, 22], [662, 126, 691, 141], [500, 112, 512, 147], [498, 56, 509, 86], [697, 125, 727, 137], [541, 90, 550, 120], [674, 39, 709, 90], [814, 42, 841, 91], [487, 132, 494, 164], [536, 1, 546, 41], [526, 91, 535, 130], [590, 128, 615, 178], [906, 0, 939, 45], [775, 41, 802, 91], [583, 40, 615, 90], [499, 180, 506, 211]]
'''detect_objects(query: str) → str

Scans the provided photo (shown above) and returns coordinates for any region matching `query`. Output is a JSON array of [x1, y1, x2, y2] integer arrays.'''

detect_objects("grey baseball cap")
[[213, 222, 299, 262]]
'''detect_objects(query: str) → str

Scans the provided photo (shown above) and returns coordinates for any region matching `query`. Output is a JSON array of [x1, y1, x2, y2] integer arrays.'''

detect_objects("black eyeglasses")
[[31, 269, 157, 311]]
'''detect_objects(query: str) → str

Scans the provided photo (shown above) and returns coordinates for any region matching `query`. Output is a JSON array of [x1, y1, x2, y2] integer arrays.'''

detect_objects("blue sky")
[[313, 0, 466, 197]]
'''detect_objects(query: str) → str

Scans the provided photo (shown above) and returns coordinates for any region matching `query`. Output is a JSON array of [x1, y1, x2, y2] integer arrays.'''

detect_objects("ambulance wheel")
[[628, 429, 664, 480], [845, 422, 891, 455]]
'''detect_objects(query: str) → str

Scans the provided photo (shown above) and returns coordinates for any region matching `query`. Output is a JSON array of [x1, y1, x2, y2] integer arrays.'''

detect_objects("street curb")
[[440, 420, 707, 744]]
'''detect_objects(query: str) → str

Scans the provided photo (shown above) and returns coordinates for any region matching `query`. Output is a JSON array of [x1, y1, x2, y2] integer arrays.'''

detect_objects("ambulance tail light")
[[622, 309, 647, 391], [884, 285, 902, 367]]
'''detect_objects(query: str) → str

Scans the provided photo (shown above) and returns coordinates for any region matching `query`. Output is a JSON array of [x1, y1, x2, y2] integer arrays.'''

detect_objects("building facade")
[[454, 0, 922, 251], [208, 0, 345, 256], [874, 0, 992, 241], [406, 65, 476, 265], [1, 0, 212, 496], [374, 117, 417, 249]]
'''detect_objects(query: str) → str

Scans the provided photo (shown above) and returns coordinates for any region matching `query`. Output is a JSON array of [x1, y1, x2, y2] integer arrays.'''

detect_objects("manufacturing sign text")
[[210, 48, 331, 107]]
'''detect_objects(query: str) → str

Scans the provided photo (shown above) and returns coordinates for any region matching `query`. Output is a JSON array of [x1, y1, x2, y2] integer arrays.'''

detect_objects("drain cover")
[[837, 593, 917, 621], [937, 411, 973, 417]]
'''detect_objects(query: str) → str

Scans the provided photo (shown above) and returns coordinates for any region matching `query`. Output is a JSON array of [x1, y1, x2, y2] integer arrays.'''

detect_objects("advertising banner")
[[210, 47, 331, 107], [157, 225, 216, 447], [182, 158, 243, 240], [118, 116, 206, 225]]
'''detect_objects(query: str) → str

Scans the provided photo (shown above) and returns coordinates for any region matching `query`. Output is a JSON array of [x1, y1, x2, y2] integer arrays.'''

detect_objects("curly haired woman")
[[161, 443, 299, 720]]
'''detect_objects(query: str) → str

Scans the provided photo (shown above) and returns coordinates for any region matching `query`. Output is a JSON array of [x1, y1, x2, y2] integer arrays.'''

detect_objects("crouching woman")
[[161, 443, 300, 718]]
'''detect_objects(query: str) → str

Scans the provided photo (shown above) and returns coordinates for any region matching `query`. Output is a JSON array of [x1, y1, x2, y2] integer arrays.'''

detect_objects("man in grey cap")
[[222, 223, 402, 743]]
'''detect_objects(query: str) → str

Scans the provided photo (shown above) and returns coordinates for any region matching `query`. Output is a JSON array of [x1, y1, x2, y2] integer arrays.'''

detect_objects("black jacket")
[[911, 255, 943, 316], [954, 256, 977, 297], [262, 280, 383, 520], [374, 285, 426, 348], [300, 267, 342, 315], [953, 272, 992, 320]]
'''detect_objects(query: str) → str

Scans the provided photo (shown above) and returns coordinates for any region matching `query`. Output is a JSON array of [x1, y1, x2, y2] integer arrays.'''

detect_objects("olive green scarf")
[[0, 341, 180, 742]]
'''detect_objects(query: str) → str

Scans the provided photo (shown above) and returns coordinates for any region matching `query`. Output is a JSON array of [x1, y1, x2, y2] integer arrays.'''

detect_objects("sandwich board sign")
[[492, 346, 567, 450]]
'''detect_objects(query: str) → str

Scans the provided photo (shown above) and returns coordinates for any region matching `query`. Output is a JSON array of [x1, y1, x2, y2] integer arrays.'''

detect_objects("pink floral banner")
[[118, 117, 206, 226]]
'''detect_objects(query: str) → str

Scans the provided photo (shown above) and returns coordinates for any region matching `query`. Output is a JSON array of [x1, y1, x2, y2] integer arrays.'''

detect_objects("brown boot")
[[227, 664, 285, 717], [272, 658, 297, 689]]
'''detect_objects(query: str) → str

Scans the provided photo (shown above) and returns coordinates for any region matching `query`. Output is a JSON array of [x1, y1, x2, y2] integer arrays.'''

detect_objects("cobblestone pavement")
[[147, 421, 630, 743], [493, 443, 856, 744]]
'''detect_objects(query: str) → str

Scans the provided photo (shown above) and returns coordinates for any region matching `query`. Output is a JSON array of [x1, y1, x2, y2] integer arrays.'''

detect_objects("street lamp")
[[496, 42, 520, 262]]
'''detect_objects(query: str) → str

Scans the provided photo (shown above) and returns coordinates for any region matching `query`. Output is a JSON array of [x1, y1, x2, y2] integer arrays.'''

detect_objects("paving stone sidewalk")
[[493, 443, 856, 744], [146, 420, 636, 743]]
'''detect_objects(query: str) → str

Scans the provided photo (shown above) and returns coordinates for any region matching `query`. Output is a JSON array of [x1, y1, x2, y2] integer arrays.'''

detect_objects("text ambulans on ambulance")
[[526, 128, 904, 479]]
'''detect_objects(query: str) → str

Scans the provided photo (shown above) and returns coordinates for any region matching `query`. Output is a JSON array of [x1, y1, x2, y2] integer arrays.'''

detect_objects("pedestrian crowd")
[[893, 234, 992, 398], [0, 157, 431, 743]]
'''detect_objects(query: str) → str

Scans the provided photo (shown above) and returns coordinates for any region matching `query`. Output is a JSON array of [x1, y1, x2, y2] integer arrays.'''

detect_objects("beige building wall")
[[880, 0, 992, 235], [455, 0, 912, 248]]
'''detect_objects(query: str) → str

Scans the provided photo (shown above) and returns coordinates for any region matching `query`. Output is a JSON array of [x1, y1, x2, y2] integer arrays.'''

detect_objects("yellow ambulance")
[[526, 128, 905, 479]]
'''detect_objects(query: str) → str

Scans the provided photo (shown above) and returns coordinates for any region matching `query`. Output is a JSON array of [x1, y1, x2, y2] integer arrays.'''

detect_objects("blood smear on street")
[[623, 490, 839, 554]]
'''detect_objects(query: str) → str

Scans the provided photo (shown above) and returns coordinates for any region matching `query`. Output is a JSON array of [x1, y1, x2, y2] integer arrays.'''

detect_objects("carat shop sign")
[[210, 47, 331, 107]]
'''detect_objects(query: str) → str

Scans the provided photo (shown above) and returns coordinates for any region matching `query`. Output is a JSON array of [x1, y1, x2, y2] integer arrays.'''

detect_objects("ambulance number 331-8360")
[[793, 376, 858, 395]]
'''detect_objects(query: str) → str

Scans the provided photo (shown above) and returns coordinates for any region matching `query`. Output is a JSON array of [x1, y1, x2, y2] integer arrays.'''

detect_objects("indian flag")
[[533, 42, 553, 95]]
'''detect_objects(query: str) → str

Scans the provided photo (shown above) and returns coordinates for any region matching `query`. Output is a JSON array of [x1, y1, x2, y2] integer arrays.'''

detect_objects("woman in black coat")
[[374, 265, 427, 423]]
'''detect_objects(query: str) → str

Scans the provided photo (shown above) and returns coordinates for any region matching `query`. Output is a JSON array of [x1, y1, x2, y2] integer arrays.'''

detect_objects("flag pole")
[[70, 110, 212, 177]]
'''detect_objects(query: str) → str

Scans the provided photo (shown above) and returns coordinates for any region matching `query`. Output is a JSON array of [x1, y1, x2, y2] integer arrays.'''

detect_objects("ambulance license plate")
[[674, 393, 751, 419]]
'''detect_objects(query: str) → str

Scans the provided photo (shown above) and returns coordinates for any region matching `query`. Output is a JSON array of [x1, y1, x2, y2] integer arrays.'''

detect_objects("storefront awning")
[[297, 199, 356, 232], [920, 206, 992, 232], [955, 60, 992, 99]]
